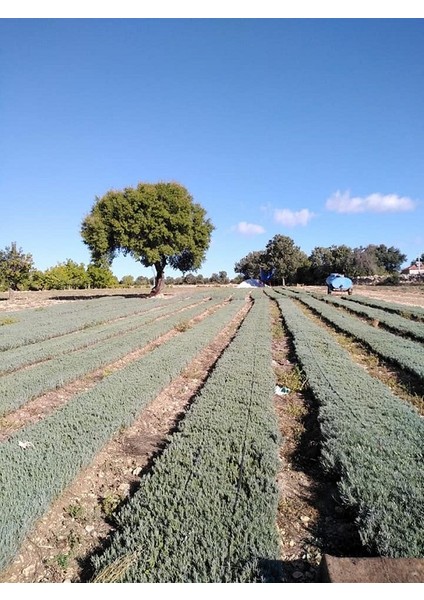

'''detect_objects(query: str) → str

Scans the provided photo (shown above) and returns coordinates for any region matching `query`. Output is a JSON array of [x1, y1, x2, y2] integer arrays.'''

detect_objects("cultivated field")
[[0, 285, 423, 582]]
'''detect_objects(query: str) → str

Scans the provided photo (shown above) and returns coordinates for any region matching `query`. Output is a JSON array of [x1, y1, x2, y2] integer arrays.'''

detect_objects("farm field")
[[0, 285, 423, 582]]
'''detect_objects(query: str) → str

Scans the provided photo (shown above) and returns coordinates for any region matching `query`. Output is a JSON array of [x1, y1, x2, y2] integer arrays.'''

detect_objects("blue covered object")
[[325, 273, 353, 294]]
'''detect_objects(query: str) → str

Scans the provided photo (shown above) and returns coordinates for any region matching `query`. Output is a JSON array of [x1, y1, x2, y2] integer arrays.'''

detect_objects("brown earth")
[[0, 285, 422, 583]]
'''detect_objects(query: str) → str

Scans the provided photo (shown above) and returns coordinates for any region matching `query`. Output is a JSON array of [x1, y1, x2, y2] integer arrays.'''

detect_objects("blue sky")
[[1, 18, 423, 281]]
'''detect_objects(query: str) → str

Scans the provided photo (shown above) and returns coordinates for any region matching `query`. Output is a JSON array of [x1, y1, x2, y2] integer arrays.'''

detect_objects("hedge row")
[[91, 293, 281, 583], [0, 294, 248, 572], [267, 289, 424, 558]]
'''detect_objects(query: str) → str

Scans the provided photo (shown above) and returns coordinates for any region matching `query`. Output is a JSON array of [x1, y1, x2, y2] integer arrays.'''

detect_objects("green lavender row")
[[91, 294, 280, 583], [267, 290, 424, 558], [0, 295, 247, 572], [311, 292, 424, 343], [0, 293, 197, 351], [288, 292, 424, 384], [340, 293, 424, 322], [0, 295, 228, 417], [0, 294, 210, 375]]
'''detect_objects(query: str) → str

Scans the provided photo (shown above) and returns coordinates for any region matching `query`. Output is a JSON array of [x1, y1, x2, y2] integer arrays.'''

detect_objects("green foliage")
[[234, 237, 309, 285], [86, 263, 119, 289], [377, 273, 401, 286], [100, 494, 121, 518], [303, 244, 407, 283], [120, 275, 135, 287], [43, 259, 89, 290], [65, 503, 84, 520], [234, 250, 267, 280], [264, 235, 309, 285], [80, 182, 214, 292], [0, 242, 34, 291]]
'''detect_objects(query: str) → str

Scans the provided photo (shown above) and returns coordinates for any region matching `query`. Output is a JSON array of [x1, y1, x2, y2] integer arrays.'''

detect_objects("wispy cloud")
[[274, 208, 315, 227], [233, 221, 266, 235], [326, 191, 416, 214]]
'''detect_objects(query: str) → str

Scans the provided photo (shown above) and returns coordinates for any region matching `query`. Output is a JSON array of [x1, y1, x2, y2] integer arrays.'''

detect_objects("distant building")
[[401, 262, 422, 275]]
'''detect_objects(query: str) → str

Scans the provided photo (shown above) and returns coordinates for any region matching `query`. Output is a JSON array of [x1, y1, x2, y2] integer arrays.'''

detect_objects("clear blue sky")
[[1, 18, 423, 281]]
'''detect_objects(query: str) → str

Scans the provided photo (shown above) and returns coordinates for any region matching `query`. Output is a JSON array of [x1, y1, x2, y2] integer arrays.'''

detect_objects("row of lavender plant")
[[267, 289, 423, 558], [0, 295, 229, 417], [282, 290, 424, 386], [309, 291, 424, 342], [340, 293, 424, 322], [0, 294, 211, 375], [0, 294, 248, 572], [0, 290, 214, 351], [90, 292, 281, 583]]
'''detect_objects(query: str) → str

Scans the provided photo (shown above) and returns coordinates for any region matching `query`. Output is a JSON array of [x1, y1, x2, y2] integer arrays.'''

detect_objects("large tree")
[[234, 250, 267, 280], [0, 242, 34, 293], [374, 244, 406, 273], [264, 235, 309, 285], [81, 182, 214, 295]]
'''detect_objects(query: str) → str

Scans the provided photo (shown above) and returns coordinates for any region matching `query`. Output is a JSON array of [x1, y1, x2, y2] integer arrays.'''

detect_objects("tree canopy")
[[81, 182, 214, 294], [0, 242, 34, 292], [264, 235, 309, 285]]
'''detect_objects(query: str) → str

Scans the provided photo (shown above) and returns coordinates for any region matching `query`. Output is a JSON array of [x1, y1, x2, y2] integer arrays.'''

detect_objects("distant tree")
[[350, 246, 379, 277], [231, 274, 244, 284], [307, 246, 336, 283], [195, 273, 205, 285], [218, 270, 229, 284], [86, 263, 119, 289], [264, 235, 309, 285], [44, 260, 89, 290], [209, 272, 220, 284], [134, 275, 151, 287], [234, 250, 266, 280], [183, 273, 197, 285], [374, 244, 407, 273], [80, 182, 214, 296], [328, 244, 354, 276], [120, 275, 135, 287], [0, 242, 34, 292], [28, 269, 46, 291]]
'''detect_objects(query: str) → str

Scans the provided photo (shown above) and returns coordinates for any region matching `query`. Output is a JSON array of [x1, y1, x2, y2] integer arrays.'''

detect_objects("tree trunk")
[[150, 260, 166, 296]]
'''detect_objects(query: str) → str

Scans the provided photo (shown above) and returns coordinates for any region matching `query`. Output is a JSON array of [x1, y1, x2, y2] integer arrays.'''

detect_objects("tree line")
[[234, 234, 415, 286], [0, 244, 236, 292]]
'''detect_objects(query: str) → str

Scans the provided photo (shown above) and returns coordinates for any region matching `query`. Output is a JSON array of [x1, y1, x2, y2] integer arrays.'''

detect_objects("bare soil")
[[0, 284, 422, 583]]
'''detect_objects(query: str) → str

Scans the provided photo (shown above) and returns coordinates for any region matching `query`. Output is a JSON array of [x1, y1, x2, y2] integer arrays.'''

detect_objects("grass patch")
[[174, 320, 191, 332], [0, 317, 18, 326]]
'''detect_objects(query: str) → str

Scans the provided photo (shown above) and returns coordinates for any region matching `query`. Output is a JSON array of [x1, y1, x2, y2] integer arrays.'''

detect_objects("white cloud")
[[274, 208, 315, 227], [326, 190, 416, 214], [233, 221, 266, 235]]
